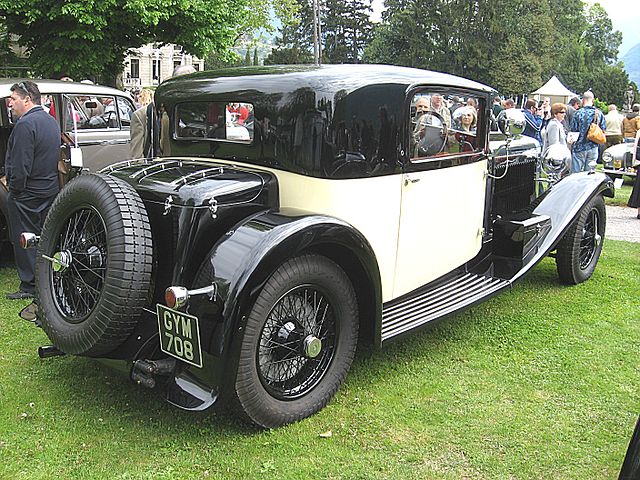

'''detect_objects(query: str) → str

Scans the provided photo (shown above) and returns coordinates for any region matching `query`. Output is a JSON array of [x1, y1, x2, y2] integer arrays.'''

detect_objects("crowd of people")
[[510, 91, 640, 219]]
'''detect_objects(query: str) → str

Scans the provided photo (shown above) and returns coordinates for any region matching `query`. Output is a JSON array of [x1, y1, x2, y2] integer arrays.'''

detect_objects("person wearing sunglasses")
[[5, 80, 61, 301], [542, 103, 569, 154]]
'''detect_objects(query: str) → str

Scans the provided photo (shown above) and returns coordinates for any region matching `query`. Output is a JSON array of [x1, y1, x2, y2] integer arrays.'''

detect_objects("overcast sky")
[[369, 0, 640, 57], [590, 0, 640, 57]]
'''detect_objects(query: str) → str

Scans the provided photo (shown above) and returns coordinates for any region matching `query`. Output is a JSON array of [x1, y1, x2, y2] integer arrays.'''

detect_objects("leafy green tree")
[[245, 49, 252, 65], [366, 0, 629, 102], [590, 63, 632, 106], [0, 0, 296, 86], [253, 47, 259, 65], [264, 45, 314, 64], [583, 3, 622, 67], [366, 0, 555, 92]]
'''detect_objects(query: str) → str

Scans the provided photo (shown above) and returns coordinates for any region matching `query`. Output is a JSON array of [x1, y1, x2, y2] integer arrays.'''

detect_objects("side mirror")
[[497, 109, 525, 138]]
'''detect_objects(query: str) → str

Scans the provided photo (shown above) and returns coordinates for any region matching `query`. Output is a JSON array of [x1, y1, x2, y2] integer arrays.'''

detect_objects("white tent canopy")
[[531, 75, 578, 105]]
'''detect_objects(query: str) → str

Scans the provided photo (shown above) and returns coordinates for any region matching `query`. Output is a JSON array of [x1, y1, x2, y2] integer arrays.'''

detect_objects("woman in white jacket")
[[541, 103, 569, 156]]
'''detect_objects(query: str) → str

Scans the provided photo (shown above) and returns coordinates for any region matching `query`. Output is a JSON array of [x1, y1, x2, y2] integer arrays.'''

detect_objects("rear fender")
[[185, 209, 382, 389]]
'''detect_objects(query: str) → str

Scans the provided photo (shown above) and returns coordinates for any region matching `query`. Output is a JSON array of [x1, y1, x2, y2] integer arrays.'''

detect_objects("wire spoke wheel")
[[233, 254, 358, 428], [51, 206, 107, 323], [579, 208, 600, 269], [556, 195, 605, 285], [258, 285, 337, 399]]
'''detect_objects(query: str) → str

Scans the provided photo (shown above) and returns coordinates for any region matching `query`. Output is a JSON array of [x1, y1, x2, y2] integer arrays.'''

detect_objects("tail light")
[[19, 233, 39, 249], [165, 286, 189, 309], [164, 284, 217, 310]]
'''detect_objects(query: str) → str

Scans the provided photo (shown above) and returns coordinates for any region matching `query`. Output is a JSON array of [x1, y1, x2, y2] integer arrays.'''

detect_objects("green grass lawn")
[[1, 241, 639, 479], [606, 181, 633, 207], [597, 167, 635, 207]]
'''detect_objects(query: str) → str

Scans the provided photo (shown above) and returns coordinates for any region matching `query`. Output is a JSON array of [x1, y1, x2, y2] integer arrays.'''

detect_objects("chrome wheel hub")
[[303, 335, 322, 358]]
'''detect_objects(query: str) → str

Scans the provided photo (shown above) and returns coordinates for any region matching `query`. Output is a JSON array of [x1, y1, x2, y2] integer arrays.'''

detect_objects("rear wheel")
[[555, 195, 605, 285], [233, 254, 358, 428]]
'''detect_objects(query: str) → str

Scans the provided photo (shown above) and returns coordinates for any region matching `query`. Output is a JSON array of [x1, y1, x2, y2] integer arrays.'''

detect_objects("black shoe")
[[6, 290, 34, 300], [19, 301, 39, 325]]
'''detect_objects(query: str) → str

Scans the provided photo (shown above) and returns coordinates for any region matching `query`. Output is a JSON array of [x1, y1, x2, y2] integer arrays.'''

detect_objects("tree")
[[0, 16, 28, 77], [265, 0, 315, 65], [583, 3, 622, 67], [366, 0, 555, 91], [265, 0, 373, 65], [322, 0, 373, 63], [0, 0, 296, 86], [365, 0, 628, 102], [253, 47, 259, 65]]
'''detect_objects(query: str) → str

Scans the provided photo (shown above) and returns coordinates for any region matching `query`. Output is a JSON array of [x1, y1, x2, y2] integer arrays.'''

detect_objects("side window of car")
[[63, 94, 120, 131], [116, 96, 134, 128], [175, 101, 254, 143], [410, 91, 481, 160], [41, 95, 56, 119], [96, 96, 119, 129], [3, 97, 16, 125]]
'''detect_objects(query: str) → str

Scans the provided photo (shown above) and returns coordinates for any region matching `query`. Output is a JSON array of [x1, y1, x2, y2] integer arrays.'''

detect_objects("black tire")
[[233, 254, 358, 428], [36, 174, 153, 356], [555, 195, 605, 285]]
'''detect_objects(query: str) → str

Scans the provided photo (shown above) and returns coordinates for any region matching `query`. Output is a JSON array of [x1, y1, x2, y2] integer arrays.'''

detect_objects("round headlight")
[[602, 152, 612, 164]]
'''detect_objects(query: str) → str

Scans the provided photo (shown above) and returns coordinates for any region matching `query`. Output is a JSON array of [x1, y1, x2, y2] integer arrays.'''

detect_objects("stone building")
[[122, 43, 204, 89]]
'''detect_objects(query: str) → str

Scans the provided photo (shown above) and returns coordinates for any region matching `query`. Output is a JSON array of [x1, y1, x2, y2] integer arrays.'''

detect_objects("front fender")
[[510, 171, 613, 283], [184, 209, 382, 397]]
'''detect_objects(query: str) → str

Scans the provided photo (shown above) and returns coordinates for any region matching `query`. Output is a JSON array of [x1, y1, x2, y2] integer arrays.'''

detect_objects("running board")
[[381, 273, 511, 342]]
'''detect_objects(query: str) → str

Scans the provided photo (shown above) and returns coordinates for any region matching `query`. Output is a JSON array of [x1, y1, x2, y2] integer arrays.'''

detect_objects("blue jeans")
[[572, 147, 598, 173]]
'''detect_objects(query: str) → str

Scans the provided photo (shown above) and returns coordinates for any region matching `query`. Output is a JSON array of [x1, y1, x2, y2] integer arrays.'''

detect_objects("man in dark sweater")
[[5, 81, 60, 299]]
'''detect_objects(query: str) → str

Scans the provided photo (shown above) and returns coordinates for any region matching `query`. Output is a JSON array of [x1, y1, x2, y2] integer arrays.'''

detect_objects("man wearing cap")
[[5, 81, 60, 300]]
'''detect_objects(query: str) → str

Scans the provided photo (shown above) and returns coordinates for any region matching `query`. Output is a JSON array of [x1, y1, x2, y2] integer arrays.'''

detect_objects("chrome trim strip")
[[129, 160, 183, 180], [170, 166, 225, 187], [99, 158, 150, 173]]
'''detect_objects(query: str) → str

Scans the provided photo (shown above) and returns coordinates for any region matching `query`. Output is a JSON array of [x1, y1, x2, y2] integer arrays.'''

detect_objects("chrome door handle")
[[404, 176, 420, 186]]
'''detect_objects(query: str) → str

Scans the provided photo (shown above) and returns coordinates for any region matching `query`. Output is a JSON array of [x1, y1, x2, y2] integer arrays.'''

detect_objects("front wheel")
[[233, 254, 358, 428], [555, 195, 606, 284]]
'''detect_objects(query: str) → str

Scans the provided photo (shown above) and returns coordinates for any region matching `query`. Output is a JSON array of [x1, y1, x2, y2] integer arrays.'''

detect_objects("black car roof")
[[156, 64, 495, 101]]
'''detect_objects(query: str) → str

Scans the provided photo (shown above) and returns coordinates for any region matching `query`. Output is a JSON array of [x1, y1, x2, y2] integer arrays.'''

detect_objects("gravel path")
[[606, 205, 640, 243]]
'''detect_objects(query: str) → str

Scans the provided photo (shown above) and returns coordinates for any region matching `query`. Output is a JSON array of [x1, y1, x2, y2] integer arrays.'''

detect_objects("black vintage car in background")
[[26, 65, 613, 427]]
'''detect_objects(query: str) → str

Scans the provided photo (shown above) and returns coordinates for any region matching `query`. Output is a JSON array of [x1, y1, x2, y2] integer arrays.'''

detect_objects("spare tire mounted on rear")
[[36, 173, 154, 357]]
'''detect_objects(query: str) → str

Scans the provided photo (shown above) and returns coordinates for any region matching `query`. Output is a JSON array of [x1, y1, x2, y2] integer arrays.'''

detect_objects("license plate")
[[156, 304, 203, 368]]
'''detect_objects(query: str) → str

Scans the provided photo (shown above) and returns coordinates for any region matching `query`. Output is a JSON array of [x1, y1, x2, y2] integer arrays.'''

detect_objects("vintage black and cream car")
[[26, 65, 613, 428]]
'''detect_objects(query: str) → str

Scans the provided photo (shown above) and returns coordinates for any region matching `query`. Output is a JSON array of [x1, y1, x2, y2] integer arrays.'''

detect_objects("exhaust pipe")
[[38, 345, 65, 358]]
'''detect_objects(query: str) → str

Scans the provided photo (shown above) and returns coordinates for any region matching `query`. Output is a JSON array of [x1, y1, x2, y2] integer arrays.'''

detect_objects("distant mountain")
[[622, 42, 640, 88]]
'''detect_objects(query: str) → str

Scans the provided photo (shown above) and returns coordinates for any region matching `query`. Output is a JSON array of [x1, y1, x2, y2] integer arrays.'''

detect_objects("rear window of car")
[[175, 101, 254, 144]]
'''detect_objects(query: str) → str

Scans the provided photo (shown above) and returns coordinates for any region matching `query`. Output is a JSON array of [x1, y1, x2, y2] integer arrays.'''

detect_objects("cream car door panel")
[[393, 159, 487, 298]]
